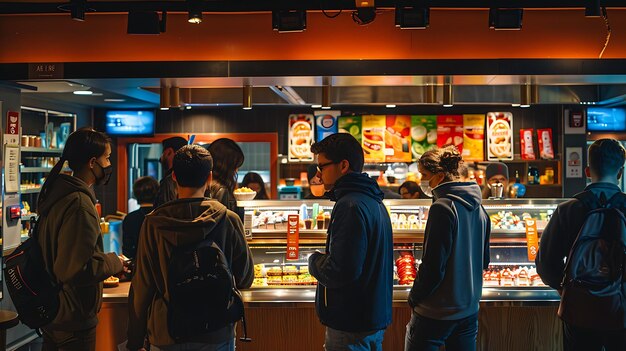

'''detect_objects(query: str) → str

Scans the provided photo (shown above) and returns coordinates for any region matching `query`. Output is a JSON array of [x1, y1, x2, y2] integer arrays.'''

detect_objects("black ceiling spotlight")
[[70, 0, 87, 21], [395, 6, 429, 29], [272, 10, 307, 33], [353, 0, 376, 25], [489, 8, 523, 30], [127, 11, 166, 34], [187, 0, 203, 24], [585, 0, 601, 17]]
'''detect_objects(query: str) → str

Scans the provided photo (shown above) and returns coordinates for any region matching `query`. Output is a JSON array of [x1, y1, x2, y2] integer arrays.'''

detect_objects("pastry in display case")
[[239, 199, 565, 302]]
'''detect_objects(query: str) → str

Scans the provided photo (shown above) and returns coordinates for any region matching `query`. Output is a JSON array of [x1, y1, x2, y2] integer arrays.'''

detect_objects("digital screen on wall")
[[105, 110, 155, 136], [587, 107, 626, 131]]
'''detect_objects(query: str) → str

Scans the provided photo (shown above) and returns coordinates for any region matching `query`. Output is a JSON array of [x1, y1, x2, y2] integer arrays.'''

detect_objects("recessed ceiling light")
[[160, 107, 169, 111], [443, 104, 453, 108], [321, 106, 331, 110], [243, 107, 252, 110], [511, 103, 521, 107], [386, 104, 396, 108], [520, 104, 530, 108], [311, 104, 322, 109], [186, 105, 192, 109], [104, 98, 126, 102], [73, 90, 93, 95]]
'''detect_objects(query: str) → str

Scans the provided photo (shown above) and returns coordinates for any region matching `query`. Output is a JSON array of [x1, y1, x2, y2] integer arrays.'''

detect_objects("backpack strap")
[[574, 190, 609, 211], [606, 192, 626, 211]]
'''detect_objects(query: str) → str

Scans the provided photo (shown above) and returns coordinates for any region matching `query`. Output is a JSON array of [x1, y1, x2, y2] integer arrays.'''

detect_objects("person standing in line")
[[122, 176, 159, 260], [405, 146, 490, 351], [37, 128, 124, 351], [206, 138, 245, 220], [154, 136, 187, 207], [240, 171, 269, 200], [127, 145, 253, 351], [536, 138, 626, 351], [308, 133, 394, 351]]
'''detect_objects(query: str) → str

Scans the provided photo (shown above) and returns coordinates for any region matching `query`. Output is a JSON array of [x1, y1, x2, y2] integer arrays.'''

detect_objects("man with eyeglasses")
[[308, 133, 393, 351]]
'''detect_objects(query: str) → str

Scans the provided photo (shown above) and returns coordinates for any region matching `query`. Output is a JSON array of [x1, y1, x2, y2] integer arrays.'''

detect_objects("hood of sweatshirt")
[[145, 198, 228, 247], [38, 174, 97, 216], [328, 172, 384, 203], [432, 181, 483, 211]]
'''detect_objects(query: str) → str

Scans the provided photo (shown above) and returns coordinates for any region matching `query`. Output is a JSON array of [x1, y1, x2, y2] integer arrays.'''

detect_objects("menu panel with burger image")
[[362, 115, 386, 163]]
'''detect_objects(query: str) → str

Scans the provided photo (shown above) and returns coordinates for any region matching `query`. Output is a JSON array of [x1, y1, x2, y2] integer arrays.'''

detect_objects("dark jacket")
[[409, 181, 490, 320], [122, 206, 153, 259], [536, 182, 623, 289], [127, 198, 254, 349], [154, 169, 177, 208], [209, 182, 244, 221], [37, 174, 123, 331], [308, 172, 393, 332]]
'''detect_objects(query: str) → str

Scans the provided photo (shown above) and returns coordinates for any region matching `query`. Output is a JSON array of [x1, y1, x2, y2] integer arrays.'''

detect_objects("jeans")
[[150, 338, 235, 351], [324, 327, 385, 351], [404, 311, 478, 351], [563, 322, 626, 351], [41, 327, 96, 351]]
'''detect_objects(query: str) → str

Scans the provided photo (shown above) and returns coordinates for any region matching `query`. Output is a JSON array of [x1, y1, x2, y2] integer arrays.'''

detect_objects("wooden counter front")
[[99, 283, 562, 351]]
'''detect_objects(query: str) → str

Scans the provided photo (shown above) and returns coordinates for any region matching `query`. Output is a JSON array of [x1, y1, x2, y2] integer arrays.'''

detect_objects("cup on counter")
[[316, 213, 325, 229], [490, 182, 504, 198], [304, 218, 313, 229], [324, 215, 331, 229]]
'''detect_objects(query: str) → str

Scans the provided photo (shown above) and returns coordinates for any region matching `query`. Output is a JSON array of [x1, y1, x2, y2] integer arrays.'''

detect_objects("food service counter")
[[97, 199, 566, 351]]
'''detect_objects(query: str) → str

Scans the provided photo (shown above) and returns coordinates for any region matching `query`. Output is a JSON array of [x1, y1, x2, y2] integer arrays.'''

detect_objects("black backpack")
[[3, 217, 61, 329], [559, 191, 626, 330], [167, 234, 251, 342]]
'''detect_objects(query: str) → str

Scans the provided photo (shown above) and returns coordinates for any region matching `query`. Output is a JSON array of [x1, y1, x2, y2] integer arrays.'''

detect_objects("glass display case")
[[239, 198, 566, 303]]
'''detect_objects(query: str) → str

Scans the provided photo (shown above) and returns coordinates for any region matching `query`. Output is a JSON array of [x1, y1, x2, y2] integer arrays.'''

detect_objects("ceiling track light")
[[520, 84, 531, 107], [69, 0, 87, 21], [395, 6, 429, 29], [322, 83, 332, 109], [160, 85, 170, 110], [272, 10, 307, 33], [443, 78, 453, 107], [423, 84, 436, 104], [352, 0, 376, 25], [243, 85, 252, 110], [127, 10, 166, 34], [489, 8, 523, 30], [187, 0, 203, 24], [585, 0, 602, 17]]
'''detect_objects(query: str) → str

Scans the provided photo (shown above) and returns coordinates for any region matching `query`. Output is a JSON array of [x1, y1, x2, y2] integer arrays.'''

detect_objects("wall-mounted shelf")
[[20, 147, 63, 154], [21, 188, 41, 194]]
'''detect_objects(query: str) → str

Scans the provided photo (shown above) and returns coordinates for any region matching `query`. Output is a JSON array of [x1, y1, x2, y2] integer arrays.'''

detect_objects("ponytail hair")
[[418, 145, 463, 182], [37, 128, 110, 211]]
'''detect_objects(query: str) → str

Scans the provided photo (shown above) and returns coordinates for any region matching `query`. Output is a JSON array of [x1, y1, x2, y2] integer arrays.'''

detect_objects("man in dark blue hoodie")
[[308, 133, 393, 351]]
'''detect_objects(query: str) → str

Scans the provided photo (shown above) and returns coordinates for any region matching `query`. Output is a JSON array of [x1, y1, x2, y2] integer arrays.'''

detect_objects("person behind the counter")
[[240, 171, 269, 199], [122, 176, 159, 260], [154, 136, 187, 207], [305, 164, 328, 199], [127, 145, 253, 351], [405, 145, 490, 351], [399, 181, 427, 199], [536, 138, 626, 351], [308, 133, 394, 351], [481, 162, 510, 199], [206, 138, 245, 220], [37, 128, 124, 351]]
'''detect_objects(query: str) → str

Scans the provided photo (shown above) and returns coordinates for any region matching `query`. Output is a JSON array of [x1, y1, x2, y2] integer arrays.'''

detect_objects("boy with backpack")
[[127, 145, 254, 351], [536, 138, 626, 351]]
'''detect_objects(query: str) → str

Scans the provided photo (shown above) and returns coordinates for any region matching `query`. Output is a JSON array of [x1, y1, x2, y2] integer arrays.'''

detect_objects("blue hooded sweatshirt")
[[309, 172, 394, 332], [409, 181, 491, 320]]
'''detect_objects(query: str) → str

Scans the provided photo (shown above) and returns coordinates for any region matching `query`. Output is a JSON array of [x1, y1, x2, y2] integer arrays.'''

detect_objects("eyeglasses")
[[316, 161, 338, 173]]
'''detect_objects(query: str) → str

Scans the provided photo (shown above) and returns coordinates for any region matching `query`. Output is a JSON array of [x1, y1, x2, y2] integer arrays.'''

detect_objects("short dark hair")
[[418, 145, 463, 181], [173, 145, 213, 188], [162, 136, 187, 153], [133, 176, 159, 204], [588, 138, 626, 178], [399, 181, 420, 195], [310, 133, 364, 172]]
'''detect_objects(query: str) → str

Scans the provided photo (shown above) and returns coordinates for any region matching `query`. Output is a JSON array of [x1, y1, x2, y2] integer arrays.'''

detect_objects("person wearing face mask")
[[36, 128, 125, 351], [481, 162, 509, 199], [154, 136, 188, 207], [305, 164, 328, 199], [405, 145, 491, 351]]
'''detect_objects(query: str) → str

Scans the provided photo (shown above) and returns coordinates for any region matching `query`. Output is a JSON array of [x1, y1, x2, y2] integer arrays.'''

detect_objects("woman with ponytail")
[[37, 128, 123, 351], [405, 145, 491, 351]]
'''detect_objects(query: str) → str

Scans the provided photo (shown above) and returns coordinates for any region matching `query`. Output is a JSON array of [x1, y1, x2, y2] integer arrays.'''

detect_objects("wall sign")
[[286, 214, 300, 261], [28, 63, 64, 79], [6, 111, 19, 135]]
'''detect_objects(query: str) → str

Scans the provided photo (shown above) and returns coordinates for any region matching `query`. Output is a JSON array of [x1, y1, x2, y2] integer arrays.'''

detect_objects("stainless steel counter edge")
[[103, 283, 560, 306]]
